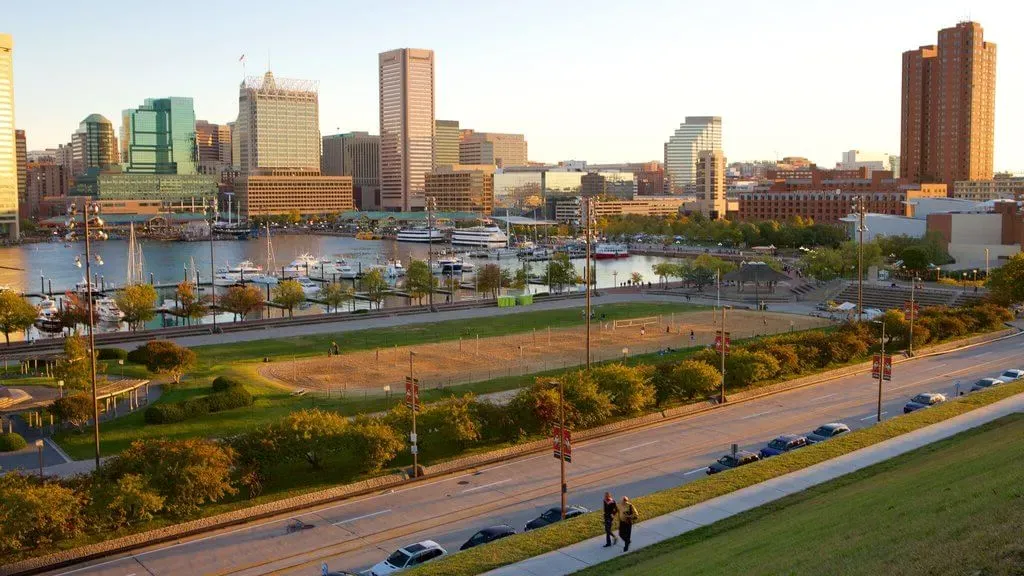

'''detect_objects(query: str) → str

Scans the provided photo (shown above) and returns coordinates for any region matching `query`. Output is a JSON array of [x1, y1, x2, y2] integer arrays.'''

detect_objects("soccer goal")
[[612, 316, 660, 331]]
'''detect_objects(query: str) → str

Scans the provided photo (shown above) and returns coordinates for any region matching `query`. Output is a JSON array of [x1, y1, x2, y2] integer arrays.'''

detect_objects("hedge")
[[0, 432, 27, 452], [97, 348, 128, 361], [144, 387, 253, 425], [405, 379, 1024, 576], [211, 376, 244, 393]]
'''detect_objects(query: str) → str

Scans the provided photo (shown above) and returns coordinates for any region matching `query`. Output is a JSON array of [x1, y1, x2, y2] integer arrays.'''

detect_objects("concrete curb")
[[2, 326, 1015, 576]]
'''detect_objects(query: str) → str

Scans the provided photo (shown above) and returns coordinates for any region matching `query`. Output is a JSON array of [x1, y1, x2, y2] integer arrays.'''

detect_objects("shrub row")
[[144, 386, 253, 425], [96, 348, 128, 361]]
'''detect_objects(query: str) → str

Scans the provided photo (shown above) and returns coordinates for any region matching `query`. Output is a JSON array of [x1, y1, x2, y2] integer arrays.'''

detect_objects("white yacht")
[[95, 297, 124, 323], [390, 260, 406, 277], [283, 253, 327, 277], [35, 297, 62, 331], [450, 224, 508, 248], [216, 260, 262, 284], [333, 260, 358, 280], [460, 261, 475, 273], [74, 278, 98, 295], [433, 257, 463, 274], [396, 227, 444, 243], [294, 276, 321, 296]]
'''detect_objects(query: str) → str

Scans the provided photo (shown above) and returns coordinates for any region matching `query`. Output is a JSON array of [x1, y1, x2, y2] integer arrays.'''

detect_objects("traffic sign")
[[552, 425, 572, 463], [714, 331, 731, 353], [404, 376, 419, 410]]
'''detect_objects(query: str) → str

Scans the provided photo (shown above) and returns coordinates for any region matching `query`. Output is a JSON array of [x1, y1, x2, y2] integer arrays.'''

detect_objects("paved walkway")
[[482, 391, 1024, 576]]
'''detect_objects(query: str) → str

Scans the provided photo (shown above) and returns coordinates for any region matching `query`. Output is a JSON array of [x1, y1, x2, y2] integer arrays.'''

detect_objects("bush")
[[89, 473, 165, 528], [144, 403, 186, 425], [97, 348, 128, 361], [144, 387, 250, 425], [0, 432, 27, 452], [388, 395, 480, 458], [52, 394, 95, 430], [0, 472, 84, 554], [591, 364, 656, 416], [211, 376, 244, 392], [341, 417, 405, 474], [669, 360, 721, 401], [509, 372, 613, 433], [130, 340, 197, 384], [206, 387, 254, 412]]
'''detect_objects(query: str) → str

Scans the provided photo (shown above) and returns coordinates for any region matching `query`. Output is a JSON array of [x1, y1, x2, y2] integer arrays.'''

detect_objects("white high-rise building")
[[379, 48, 435, 211], [665, 116, 722, 194], [838, 150, 899, 175], [0, 34, 17, 239], [236, 71, 320, 174]]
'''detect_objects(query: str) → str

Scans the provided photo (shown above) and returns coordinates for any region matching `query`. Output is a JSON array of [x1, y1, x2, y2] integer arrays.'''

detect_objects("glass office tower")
[[121, 97, 197, 174]]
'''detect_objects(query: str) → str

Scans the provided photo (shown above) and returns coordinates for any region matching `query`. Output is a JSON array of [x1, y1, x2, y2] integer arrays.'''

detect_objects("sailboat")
[[249, 223, 279, 284], [125, 223, 145, 286]]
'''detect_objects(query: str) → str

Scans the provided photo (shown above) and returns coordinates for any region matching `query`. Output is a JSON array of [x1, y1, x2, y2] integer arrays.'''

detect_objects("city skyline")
[[5, 0, 1023, 170]]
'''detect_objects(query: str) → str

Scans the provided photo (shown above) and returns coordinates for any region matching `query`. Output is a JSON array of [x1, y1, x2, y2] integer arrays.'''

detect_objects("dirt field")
[[258, 310, 831, 394]]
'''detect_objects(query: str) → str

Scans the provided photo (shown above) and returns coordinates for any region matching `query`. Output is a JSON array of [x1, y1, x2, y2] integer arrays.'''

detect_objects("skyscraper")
[[0, 34, 15, 238], [665, 117, 722, 194], [434, 120, 460, 167], [15, 129, 26, 220], [121, 97, 198, 174], [379, 48, 435, 211], [237, 71, 320, 174], [322, 131, 380, 209], [195, 120, 232, 174], [459, 131, 527, 167], [71, 114, 119, 175], [696, 150, 726, 219], [901, 21, 996, 185]]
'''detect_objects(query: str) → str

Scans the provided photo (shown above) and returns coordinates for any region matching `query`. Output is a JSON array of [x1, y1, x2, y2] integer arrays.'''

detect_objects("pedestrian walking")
[[619, 496, 639, 552], [602, 492, 619, 547], [640, 326, 646, 338]]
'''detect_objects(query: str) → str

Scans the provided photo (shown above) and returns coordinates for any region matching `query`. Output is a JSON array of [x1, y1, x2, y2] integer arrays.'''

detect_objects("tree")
[[0, 472, 85, 554], [510, 371, 613, 432], [286, 209, 302, 225], [388, 395, 481, 458], [318, 282, 352, 313], [900, 245, 930, 273], [692, 254, 736, 276], [591, 364, 656, 416], [100, 438, 236, 517], [799, 247, 845, 283], [512, 267, 529, 290], [630, 271, 644, 286], [53, 331, 99, 392], [987, 253, 1024, 305], [133, 340, 197, 384], [652, 263, 675, 288], [342, 417, 404, 474], [174, 281, 207, 326], [115, 284, 158, 331], [545, 253, 579, 293], [668, 360, 721, 401], [360, 269, 389, 309], [269, 408, 350, 469], [0, 290, 37, 344], [272, 279, 306, 318], [90, 473, 165, 528], [58, 292, 95, 329], [220, 284, 265, 321], [477, 263, 502, 298], [51, 394, 95, 430], [405, 259, 435, 305]]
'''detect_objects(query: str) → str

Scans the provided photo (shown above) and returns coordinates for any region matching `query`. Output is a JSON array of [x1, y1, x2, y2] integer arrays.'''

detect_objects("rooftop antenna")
[[238, 53, 246, 78]]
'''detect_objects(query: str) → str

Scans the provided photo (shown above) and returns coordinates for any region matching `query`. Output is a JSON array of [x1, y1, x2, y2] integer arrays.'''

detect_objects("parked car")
[[707, 450, 760, 474], [369, 541, 447, 576], [806, 423, 851, 444], [460, 525, 516, 550], [903, 392, 947, 413], [970, 378, 1004, 393], [998, 369, 1024, 381], [524, 505, 589, 531], [759, 434, 808, 458]]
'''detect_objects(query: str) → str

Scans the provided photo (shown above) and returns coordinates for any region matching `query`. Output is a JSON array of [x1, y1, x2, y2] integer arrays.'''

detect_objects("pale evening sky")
[[6, 0, 1022, 170]]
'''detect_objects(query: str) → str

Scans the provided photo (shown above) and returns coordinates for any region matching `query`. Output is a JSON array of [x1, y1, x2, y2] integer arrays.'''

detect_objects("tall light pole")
[[985, 248, 990, 278], [908, 277, 919, 357], [854, 196, 866, 323], [719, 305, 729, 403], [875, 319, 886, 423], [558, 378, 566, 519], [409, 350, 418, 476], [584, 197, 592, 370], [208, 198, 217, 329], [427, 196, 435, 312]]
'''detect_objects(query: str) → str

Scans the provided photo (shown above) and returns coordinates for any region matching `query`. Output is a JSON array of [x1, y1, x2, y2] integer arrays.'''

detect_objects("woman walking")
[[619, 496, 639, 552]]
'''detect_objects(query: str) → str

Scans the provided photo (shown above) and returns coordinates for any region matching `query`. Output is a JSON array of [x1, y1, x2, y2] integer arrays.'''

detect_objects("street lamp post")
[[427, 197, 436, 312], [855, 196, 866, 323], [908, 277, 920, 357], [584, 197, 592, 370], [874, 319, 886, 423], [558, 378, 567, 520], [35, 439, 44, 479], [719, 305, 730, 403], [208, 198, 217, 329], [409, 350, 418, 477]]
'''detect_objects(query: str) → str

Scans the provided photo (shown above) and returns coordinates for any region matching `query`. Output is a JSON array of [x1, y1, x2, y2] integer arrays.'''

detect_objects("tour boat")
[[396, 227, 444, 243], [450, 224, 508, 248], [594, 243, 629, 259], [95, 297, 124, 323], [35, 298, 62, 331]]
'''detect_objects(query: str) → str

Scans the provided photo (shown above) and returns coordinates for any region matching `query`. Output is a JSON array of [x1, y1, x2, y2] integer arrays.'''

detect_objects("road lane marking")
[[860, 412, 887, 421], [811, 393, 839, 401], [619, 440, 660, 452], [333, 509, 392, 525], [740, 410, 774, 420], [683, 467, 707, 476], [461, 480, 512, 493]]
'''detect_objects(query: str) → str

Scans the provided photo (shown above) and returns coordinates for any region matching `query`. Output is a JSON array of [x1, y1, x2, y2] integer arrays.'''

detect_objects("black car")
[[524, 505, 589, 531], [806, 423, 850, 444], [706, 450, 760, 475], [460, 525, 516, 550], [903, 392, 946, 413]]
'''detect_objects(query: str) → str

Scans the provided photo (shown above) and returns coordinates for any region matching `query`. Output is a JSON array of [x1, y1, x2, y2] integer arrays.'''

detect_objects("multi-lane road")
[[40, 332, 1024, 576]]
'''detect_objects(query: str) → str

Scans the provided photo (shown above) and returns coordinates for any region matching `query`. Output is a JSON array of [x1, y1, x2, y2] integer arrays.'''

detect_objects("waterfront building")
[[424, 164, 494, 214], [953, 177, 1024, 202], [322, 131, 380, 209], [379, 48, 435, 211], [236, 169, 353, 217], [665, 117, 721, 193], [901, 21, 996, 185], [554, 196, 685, 223], [0, 34, 15, 238], [459, 131, 527, 167], [237, 71, 320, 173], [580, 171, 635, 199], [434, 120, 460, 167], [94, 172, 218, 205], [121, 97, 198, 175], [695, 150, 726, 219]]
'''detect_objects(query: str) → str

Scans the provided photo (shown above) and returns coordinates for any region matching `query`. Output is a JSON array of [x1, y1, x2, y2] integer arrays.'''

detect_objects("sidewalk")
[[482, 392, 1024, 576]]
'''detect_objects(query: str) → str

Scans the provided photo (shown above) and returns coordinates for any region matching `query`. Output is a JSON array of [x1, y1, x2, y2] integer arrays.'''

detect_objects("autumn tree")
[[174, 281, 207, 325], [115, 284, 158, 331], [220, 284, 265, 321], [477, 263, 502, 298], [404, 259, 435, 305], [360, 269, 389, 309], [318, 282, 353, 313], [131, 340, 197, 384], [0, 289, 37, 344], [987, 253, 1024, 305], [53, 331, 101, 392], [272, 279, 306, 318]]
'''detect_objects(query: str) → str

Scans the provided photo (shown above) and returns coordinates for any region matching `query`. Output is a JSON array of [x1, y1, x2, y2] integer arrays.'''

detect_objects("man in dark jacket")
[[602, 491, 619, 547]]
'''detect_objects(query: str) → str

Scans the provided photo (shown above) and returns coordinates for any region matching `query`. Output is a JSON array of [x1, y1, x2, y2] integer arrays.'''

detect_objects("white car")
[[369, 540, 447, 575], [998, 369, 1024, 381]]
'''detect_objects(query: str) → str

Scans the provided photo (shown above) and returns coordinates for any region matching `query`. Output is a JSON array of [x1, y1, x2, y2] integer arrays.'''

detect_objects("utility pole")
[[427, 197, 435, 312], [409, 351, 418, 476], [877, 320, 886, 423], [584, 197, 592, 370], [856, 196, 865, 323], [559, 378, 567, 519], [208, 198, 217, 329], [985, 247, 990, 278], [908, 277, 918, 357], [83, 205, 101, 470], [719, 305, 729, 403]]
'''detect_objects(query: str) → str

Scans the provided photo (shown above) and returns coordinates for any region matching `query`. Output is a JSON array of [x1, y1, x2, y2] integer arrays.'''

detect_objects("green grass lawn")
[[576, 413, 1024, 576], [53, 302, 700, 459]]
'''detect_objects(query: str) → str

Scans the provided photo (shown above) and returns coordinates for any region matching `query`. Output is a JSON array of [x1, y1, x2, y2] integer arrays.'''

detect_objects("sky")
[[6, 0, 1022, 170]]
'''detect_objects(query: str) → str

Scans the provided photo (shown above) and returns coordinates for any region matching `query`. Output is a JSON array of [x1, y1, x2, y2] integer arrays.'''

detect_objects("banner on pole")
[[404, 376, 419, 411], [714, 331, 731, 353], [872, 354, 893, 381], [552, 425, 572, 463]]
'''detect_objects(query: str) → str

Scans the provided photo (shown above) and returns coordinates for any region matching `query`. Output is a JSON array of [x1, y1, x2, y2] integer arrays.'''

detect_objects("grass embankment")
[[54, 302, 699, 459], [405, 380, 1024, 576], [576, 413, 1024, 576]]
